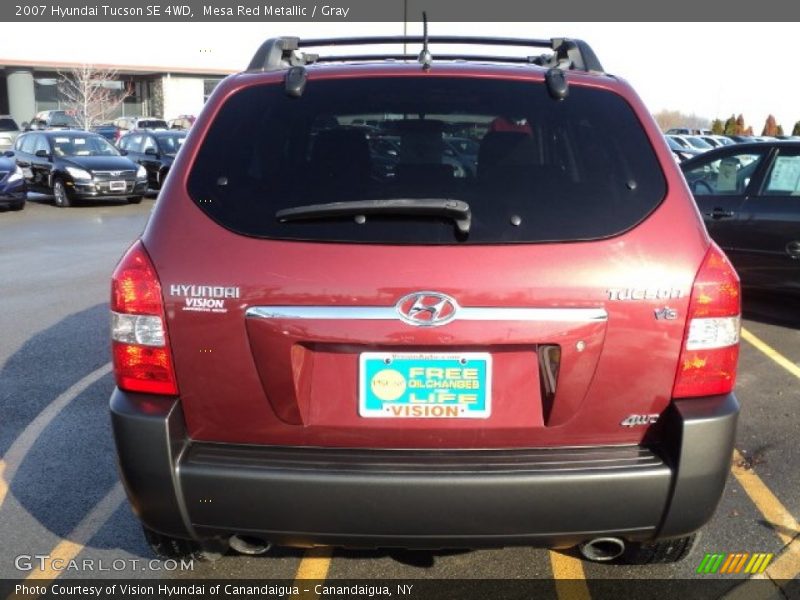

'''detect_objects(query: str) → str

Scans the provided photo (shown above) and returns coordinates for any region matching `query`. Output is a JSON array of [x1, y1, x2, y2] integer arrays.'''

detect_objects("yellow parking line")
[[740, 327, 800, 379], [549, 550, 591, 600], [0, 460, 7, 508], [728, 450, 800, 594], [719, 326, 800, 596], [289, 547, 333, 599], [731, 450, 799, 546], [721, 539, 800, 600], [0, 363, 112, 511], [19, 483, 125, 582]]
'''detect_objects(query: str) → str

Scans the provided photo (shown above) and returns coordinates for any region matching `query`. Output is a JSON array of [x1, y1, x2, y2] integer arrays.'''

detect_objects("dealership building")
[[0, 59, 232, 126]]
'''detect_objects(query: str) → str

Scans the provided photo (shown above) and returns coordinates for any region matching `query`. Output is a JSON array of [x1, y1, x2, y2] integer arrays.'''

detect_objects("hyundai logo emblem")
[[396, 292, 458, 327]]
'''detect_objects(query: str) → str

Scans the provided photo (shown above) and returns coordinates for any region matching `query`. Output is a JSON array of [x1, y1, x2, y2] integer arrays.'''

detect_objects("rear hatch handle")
[[276, 198, 472, 235]]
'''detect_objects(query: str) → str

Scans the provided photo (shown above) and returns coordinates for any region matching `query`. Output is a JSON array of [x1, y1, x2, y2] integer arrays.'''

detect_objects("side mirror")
[[35, 149, 50, 159], [2, 150, 14, 158], [144, 147, 158, 157], [119, 149, 128, 156], [21, 122, 29, 131]]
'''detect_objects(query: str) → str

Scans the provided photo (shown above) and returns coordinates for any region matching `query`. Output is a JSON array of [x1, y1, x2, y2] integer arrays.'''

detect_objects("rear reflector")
[[112, 343, 177, 396], [110, 241, 178, 395], [673, 244, 740, 398]]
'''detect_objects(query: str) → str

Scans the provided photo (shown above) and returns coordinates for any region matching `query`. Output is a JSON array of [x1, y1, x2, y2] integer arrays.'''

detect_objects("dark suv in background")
[[118, 130, 187, 191], [110, 36, 741, 565]]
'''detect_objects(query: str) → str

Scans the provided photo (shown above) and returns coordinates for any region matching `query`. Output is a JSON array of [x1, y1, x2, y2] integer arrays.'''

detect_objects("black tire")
[[127, 196, 143, 204], [53, 178, 71, 207], [618, 533, 698, 565], [141, 526, 225, 562]]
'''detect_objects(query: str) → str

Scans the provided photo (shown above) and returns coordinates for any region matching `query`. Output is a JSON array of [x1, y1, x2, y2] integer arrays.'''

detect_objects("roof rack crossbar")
[[246, 36, 604, 73], [312, 54, 544, 65]]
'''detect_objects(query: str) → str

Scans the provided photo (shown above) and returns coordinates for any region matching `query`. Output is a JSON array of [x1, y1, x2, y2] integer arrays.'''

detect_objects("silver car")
[[0, 115, 20, 152]]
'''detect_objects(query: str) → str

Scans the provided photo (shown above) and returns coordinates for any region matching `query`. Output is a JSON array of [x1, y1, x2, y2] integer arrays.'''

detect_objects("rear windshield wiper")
[[276, 198, 472, 235]]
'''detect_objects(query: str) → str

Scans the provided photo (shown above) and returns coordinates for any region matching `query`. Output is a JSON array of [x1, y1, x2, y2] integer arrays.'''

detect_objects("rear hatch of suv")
[[140, 65, 713, 449]]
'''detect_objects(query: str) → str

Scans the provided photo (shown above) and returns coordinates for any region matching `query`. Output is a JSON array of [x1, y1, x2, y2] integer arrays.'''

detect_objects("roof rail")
[[246, 36, 604, 74]]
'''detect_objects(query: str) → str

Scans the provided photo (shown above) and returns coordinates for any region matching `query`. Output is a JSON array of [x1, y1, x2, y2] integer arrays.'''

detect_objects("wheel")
[[53, 178, 71, 207], [141, 526, 225, 562], [127, 196, 143, 204], [618, 533, 698, 565], [10, 200, 25, 211]]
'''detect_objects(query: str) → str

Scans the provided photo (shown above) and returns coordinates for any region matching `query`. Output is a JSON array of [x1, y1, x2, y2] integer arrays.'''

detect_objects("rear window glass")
[[187, 76, 666, 244]]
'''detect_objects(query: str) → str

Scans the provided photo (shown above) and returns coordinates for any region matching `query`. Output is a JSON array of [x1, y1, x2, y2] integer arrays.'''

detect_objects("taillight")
[[673, 244, 741, 398], [110, 241, 178, 395]]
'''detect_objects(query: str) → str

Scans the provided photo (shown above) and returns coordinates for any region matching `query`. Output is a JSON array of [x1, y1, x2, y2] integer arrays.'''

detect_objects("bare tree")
[[653, 109, 710, 132], [58, 65, 132, 130]]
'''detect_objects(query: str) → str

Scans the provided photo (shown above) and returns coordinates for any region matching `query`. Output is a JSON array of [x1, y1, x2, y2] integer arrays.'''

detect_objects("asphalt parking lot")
[[0, 197, 798, 598]]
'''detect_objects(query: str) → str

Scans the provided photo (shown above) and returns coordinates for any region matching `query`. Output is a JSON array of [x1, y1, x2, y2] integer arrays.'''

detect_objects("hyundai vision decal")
[[169, 284, 240, 313]]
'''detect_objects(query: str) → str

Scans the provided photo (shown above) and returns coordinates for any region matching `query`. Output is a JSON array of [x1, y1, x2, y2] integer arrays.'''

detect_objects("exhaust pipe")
[[578, 537, 626, 562], [229, 534, 272, 556]]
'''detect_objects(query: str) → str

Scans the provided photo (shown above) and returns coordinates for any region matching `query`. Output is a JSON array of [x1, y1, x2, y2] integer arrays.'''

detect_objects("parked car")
[[0, 151, 26, 210], [666, 127, 695, 135], [0, 115, 21, 152], [14, 130, 147, 207], [665, 135, 701, 162], [113, 116, 169, 134], [682, 141, 800, 292], [24, 110, 78, 131], [679, 135, 714, 152], [666, 127, 713, 136], [666, 134, 691, 149], [91, 123, 123, 143], [168, 115, 196, 130], [118, 129, 187, 190], [699, 135, 725, 148], [726, 135, 755, 144], [711, 135, 735, 147], [110, 35, 741, 566]]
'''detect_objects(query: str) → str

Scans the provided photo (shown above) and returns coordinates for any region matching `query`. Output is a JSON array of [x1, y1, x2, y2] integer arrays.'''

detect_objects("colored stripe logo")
[[696, 552, 773, 574]]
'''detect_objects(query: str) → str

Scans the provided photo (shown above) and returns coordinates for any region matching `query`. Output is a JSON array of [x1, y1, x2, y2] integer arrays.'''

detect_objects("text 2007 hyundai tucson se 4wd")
[[109, 36, 741, 564]]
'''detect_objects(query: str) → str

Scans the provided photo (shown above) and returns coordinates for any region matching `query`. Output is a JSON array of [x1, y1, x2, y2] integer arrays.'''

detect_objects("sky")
[[1, 22, 798, 132]]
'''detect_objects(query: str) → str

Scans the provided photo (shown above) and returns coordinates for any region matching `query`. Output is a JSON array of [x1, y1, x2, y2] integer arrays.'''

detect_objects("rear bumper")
[[110, 390, 738, 548]]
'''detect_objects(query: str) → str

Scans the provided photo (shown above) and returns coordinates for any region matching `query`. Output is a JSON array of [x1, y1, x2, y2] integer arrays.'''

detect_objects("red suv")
[[110, 36, 741, 564]]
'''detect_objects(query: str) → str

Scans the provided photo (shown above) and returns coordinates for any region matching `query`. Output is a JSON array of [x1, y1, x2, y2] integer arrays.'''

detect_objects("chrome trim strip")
[[245, 306, 608, 323]]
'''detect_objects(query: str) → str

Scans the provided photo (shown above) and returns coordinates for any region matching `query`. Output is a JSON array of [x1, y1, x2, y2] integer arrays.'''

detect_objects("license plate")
[[109, 180, 126, 191], [359, 352, 491, 418]]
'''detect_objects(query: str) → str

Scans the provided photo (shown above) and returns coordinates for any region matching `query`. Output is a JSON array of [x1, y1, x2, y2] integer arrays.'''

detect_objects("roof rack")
[[246, 36, 604, 74]]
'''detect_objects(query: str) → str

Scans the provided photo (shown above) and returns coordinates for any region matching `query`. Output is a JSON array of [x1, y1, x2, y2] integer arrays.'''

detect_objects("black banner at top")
[[2, 0, 800, 22]]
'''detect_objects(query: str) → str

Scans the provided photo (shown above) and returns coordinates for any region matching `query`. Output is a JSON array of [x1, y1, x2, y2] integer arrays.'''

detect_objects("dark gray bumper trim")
[[109, 389, 738, 547], [110, 390, 193, 539], [657, 393, 739, 537]]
